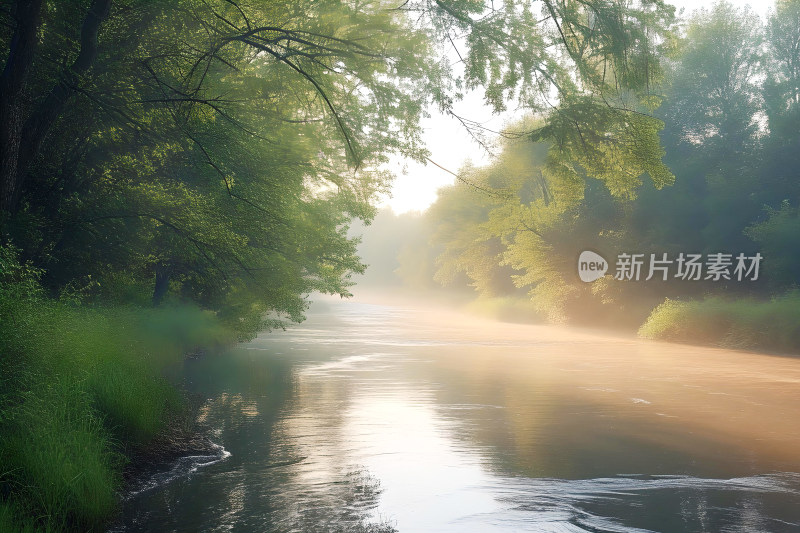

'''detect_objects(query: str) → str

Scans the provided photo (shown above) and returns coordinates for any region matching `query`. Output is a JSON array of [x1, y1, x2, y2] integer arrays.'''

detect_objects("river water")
[[113, 296, 800, 532]]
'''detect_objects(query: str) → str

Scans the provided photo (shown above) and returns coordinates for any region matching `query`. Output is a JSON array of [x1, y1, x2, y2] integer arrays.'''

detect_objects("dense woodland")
[[0, 0, 675, 334], [0, 0, 798, 530], [358, 0, 800, 348]]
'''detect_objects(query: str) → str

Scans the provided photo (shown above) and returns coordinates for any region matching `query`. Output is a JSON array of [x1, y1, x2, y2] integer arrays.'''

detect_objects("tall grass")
[[638, 291, 800, 353], [0, 247, 237, 531]]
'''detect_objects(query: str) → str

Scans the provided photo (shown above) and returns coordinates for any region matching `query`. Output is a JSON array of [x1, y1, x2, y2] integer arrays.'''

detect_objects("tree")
[[746, 201, 800, 288], [765, 0, 800, 124], [427, 165, 518, 298], [1, 0, 436, 332], [423, 119, 630, 322], [1, 0, 677, 331], [661, 1, 763, 149], [761, 0, 800, 208], [0, 0, 112, 216], [400, 0, 675, 194], [635, 1, 765, 255]]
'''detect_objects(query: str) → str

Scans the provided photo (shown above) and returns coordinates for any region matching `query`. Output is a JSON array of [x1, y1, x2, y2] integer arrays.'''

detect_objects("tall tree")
[[1, 0, 435, 332], [1, 0, 677, 330], [762, 0, 800, 206], [636, 1, 765, 254], [401, 0, 675, 194]]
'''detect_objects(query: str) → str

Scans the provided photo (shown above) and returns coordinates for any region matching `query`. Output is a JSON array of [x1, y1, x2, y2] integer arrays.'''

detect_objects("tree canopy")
[[1, 0, 677, 334], [383, 0, 800, 326]]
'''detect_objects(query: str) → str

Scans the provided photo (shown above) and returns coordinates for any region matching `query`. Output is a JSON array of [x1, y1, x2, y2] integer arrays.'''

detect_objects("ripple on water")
[[122, 441, 231, 499]]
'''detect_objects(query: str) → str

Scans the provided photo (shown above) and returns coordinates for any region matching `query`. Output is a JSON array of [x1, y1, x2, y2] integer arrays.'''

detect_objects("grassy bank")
[[0, 251, 237, 531], [638, 292, 800, 353]]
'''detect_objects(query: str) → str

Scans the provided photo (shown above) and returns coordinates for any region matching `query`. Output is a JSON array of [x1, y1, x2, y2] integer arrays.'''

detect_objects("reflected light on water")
[[113, 297, 800, 532]]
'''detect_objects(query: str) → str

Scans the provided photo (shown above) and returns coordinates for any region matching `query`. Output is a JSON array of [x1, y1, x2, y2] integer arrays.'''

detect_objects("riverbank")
[[638, 292, 800, 353], [6, 285, 793, 531], [119, 388, 222, 493], [0, 274, 236, 532], [344, 288, 800, 356]]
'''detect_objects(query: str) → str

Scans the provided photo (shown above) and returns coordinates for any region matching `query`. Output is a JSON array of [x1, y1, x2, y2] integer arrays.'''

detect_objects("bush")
[[638, 292, 800, 353]]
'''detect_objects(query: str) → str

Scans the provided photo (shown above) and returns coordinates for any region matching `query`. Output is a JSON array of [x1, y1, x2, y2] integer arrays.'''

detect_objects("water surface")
[[114, 297, 800, 532]]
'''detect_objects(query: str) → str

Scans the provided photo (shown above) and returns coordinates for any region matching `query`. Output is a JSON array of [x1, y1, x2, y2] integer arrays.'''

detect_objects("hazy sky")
[[380, 0, 775, 214]]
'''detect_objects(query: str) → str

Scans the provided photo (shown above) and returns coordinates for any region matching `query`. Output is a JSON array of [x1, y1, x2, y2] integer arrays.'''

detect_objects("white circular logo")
[[578, 250, 608, 282]]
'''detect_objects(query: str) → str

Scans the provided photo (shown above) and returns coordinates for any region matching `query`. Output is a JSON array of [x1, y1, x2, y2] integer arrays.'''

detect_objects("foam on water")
[[123, 441, 231, 499]]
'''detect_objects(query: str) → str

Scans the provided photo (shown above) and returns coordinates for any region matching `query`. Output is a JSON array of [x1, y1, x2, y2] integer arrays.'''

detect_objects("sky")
[[379, 0, 776, 214]]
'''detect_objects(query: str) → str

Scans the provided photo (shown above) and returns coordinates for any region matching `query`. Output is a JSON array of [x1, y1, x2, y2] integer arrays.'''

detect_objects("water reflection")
[[113, 298, 800, 532]]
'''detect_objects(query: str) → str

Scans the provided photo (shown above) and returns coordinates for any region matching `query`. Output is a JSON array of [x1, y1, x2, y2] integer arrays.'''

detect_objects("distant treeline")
[[356, 1, 800, 351]]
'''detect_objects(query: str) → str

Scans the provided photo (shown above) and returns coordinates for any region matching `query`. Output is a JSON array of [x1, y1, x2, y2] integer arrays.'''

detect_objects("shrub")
[[638, 292, 800, 353]]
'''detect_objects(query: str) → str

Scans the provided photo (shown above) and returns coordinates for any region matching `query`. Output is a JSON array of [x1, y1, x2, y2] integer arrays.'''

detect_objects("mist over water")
[[115, 296, 800, 532]]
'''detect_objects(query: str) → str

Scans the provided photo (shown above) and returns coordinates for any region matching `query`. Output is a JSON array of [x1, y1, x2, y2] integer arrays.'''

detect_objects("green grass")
[[3, 379, 121, 530], [0, 499, 46, 533], [638, 291, 800, 353], [0, 248, 238, 530]]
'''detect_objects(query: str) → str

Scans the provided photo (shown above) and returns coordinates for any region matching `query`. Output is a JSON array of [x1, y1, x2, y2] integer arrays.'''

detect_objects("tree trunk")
[[0, 95, 25, 218], [0, 0, 112, 220], [0, 0, 45, 217], [152, 265, 171, 307]]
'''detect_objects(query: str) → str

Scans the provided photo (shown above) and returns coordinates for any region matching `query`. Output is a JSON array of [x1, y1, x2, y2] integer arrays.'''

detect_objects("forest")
[[0, 0, 798, 530], [358, 0, 800, 352]]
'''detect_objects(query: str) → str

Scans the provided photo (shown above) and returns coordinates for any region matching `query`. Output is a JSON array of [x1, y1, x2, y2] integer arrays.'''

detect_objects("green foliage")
[[638, 293, 800, 353], [0, 245, 42, 306], [661, 1, 763, 148], [0, 248, 236, 530], [406, 0, 675, 194], [762, 0, 800, 218], [0, 0, 680, 333], [427, 167, 517, 297], [0, 500, 43, 533], [630, 0, 767, 258], [402, 1, 800, 336], [532, 97, 674, 200], [415, 0, 674, 107], [745, 202, 800, 288], [2, 379, 121, 530], [423, 121, 633, 323], [764, 0, 800, 126], [1, 0, 439, 329]]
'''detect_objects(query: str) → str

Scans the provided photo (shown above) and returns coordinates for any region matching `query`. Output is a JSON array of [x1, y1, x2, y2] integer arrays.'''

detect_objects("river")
[[113, 296, 800, 532]]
